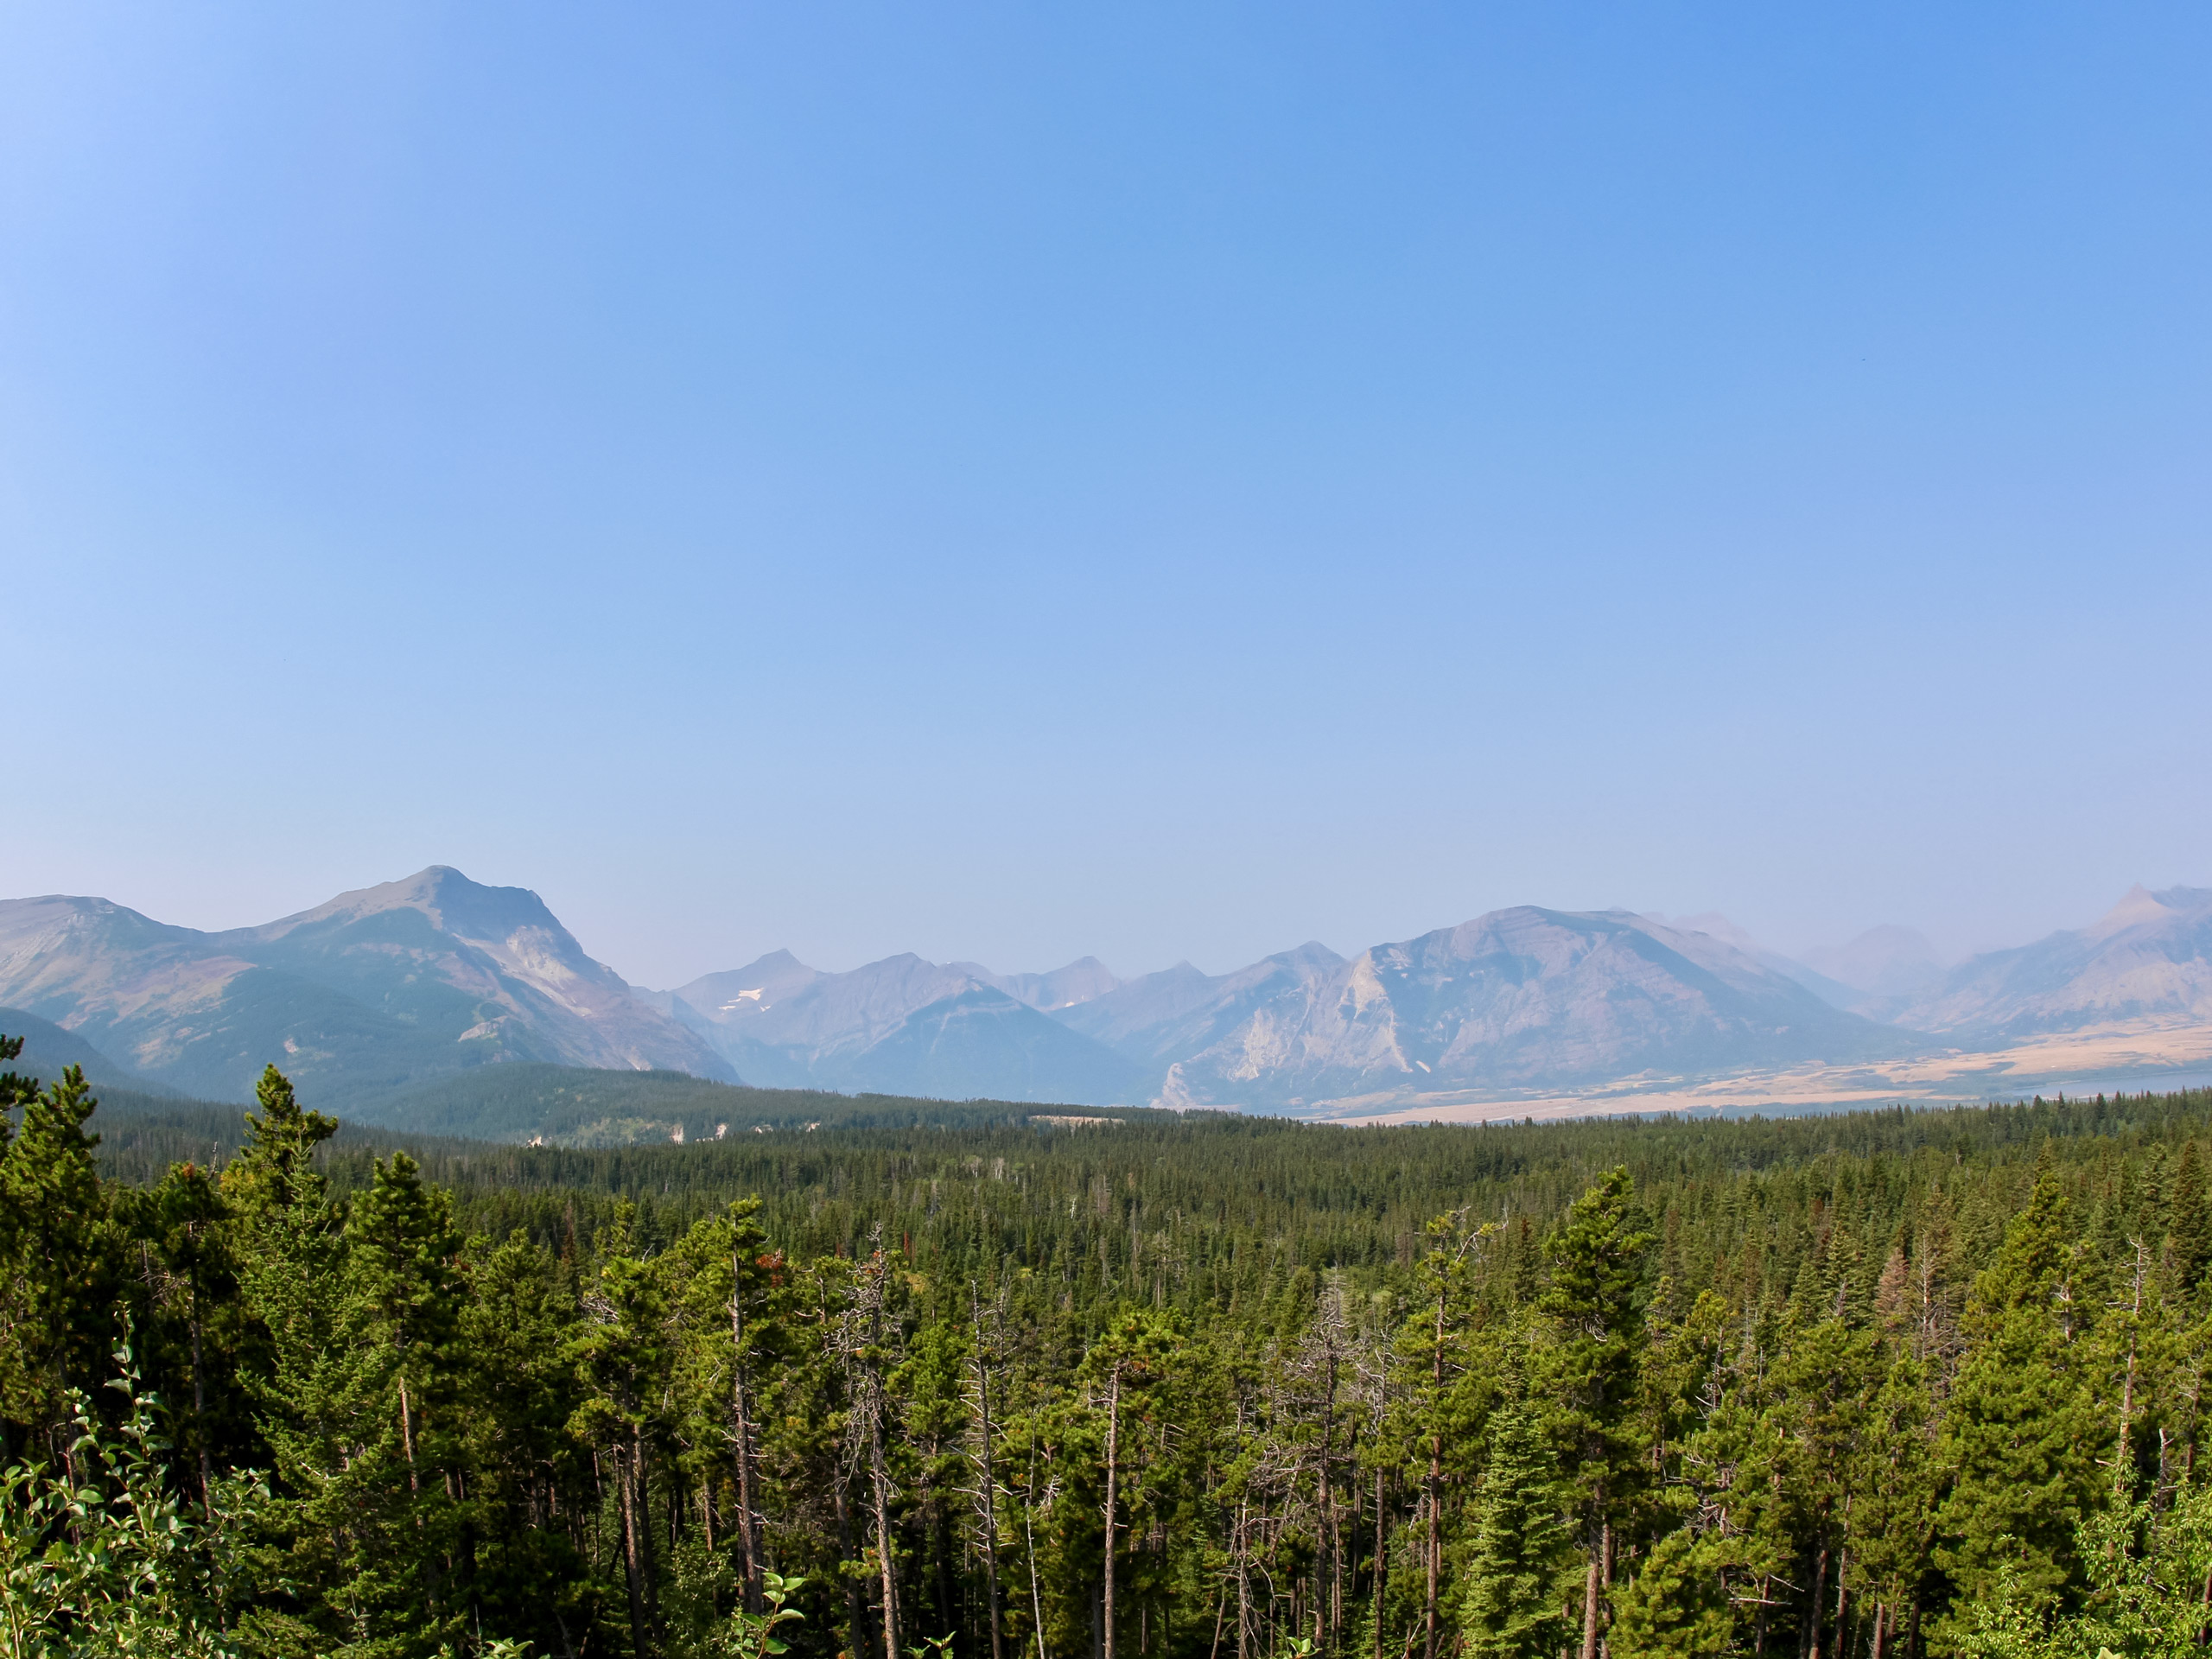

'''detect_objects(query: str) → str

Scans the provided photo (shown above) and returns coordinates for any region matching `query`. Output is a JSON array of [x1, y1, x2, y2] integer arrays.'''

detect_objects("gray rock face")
[[1897, 887, 2212, 1038], [0, 868, 734, 1109], [18, 870, 2201, 1120], [1060, 909, 1912, 1109]]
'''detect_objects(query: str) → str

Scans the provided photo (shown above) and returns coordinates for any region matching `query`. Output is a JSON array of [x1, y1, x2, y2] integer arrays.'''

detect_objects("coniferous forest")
[[10, 1032, 2212, 1658]]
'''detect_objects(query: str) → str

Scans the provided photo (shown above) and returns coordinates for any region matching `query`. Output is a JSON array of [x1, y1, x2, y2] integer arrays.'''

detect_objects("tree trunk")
[[1580, 1550, 1601, 1659], [619, 1444, 651, 1657], [1424, 1470, 1441, 1659], [972, 1287, 1007, 1659], [188, 1288, 212, 1512], [872, 1413, 900, 1659], [635, 1424, 660, 1631], [2116, 1240, 2146, 1503], [1805, 1545, 1828, 1659], [1235, 1503, 1253, 1659], [1025, 1447, 1050, 1659], [1103, 1363, 1123, 1659], [837, 1483, 871, 1659], [398, 1374, 420, 1493], [732, 1252, 763, 1612], [1322, 1347, 1341, 1657], [1373, 1470, 1387, 1659], [1833, 1546, 1848, 1659], [1427, 1287, 1446, 1659]]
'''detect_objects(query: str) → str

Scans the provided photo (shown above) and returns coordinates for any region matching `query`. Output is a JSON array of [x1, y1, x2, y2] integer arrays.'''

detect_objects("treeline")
[[10, 1037, 2212, 1658]]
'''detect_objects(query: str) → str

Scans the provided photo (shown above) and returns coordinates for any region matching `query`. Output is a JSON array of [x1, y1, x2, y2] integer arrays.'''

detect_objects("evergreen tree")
[[1852, 1355, 1938, 1659], [1933, 1149, 2101, 1640], [2170, 1141, 2210, 1295], [0, 1062, 115, 1441], [456, 1227, 595, 1655], [324, 1150, 470, 1652], [1455, 1398, 1571, 1659], [1606, 1529, 1733, 1659], [124, 1158, 242, 1509], [1538, 1167, 1653, 1659], [12, 1039, 2212, 1658], [570, 1202, 674, 1657]]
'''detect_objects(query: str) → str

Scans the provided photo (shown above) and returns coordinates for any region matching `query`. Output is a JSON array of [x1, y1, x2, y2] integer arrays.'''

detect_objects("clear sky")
[[4, 3, 2208, 987]]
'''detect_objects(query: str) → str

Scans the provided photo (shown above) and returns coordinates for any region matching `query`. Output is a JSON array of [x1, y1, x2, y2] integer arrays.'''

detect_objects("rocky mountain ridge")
[[1895, 886, 2212, 1038], [0, 868, 732, 1109], [5, 871, 2207, 1122]]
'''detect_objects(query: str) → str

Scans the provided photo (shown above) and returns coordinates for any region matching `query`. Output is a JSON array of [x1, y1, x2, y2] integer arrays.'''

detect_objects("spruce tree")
[[569, 1202, 673, 1656], [1537, 1167, 1653, 1659], [0, 1063, 115, 1439], [1932, 1149, 2101, 1639], [1851, 1355, 1937, 1656], [225, 1063, 338, 1222], [454, 1229, 591, 1653], [1456, 1398, 1572, 1659], [127, 1160, 241, 1508], [1606, 1529, 1733, 1658], [323, 1151, 470, 1651], [2169, 1141, 2210, 1295]]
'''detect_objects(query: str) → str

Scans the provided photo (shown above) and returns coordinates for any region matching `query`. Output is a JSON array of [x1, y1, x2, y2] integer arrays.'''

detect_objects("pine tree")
[[2169, 1141, 2210, 1295], [126, 1160, 241, 1509], [252, 1150, 474, 1656], [570, 1202, 674, 1656], [1851, 1356, 1937, 1657], [224, 1064, 338, 1222], [0, 1063, 116, 1440], [1765, 1315, 1878, 1659], [1932, 1149, 2101, 1640], [218, 1064, 352, 1654], [1538, 1167, 1653, 1659], [455, 1228, 592, 1655], [1606, 1529, 1733, 1658], [223, 1063, 343, 1455], [1456, 1398, 1571, 1659]]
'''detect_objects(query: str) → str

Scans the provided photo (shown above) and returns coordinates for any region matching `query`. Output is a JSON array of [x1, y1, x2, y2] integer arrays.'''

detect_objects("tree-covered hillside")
[[5, 1027, 2210, 1658]]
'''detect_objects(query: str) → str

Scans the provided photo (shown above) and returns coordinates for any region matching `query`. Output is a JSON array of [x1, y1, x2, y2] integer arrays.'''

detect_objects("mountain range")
[[3, 868, 2207, 1126], [0, 868, 729, 1109]]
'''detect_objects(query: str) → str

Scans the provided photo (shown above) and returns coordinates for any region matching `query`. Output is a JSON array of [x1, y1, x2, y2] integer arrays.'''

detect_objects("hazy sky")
[[4, 3, 2208, 987]]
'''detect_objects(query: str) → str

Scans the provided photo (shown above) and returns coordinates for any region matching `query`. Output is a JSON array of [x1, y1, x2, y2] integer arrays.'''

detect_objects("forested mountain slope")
[[10, 1010, 2212, 1659]]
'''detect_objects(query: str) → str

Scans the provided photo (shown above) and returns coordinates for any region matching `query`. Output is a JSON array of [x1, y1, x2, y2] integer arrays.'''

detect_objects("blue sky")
[[4, 3, 2208, 986]]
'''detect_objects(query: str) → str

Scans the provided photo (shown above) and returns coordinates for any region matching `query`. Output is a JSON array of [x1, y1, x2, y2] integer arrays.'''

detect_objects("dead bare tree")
[[968, 1281, 1009, 1659], [836, 1225, 903, 1659]]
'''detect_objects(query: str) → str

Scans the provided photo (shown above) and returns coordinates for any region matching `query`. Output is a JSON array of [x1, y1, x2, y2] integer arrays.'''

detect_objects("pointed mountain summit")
[[1064, 909, 1912, 1110], [654, 950, 1142, 1104], [0, 868, 731, 1108], [1900, 886, 2212, 1037], [1802, 925, 1947, 1001], [953, 957, 1122, 1012], [1655, 912, 1869, 1009]]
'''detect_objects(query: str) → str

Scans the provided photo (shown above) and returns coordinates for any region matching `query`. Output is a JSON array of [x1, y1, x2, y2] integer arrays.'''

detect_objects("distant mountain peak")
[[1901, 883, 2212, 1036], [0, 871, 732, 1107], [1802, 924, 1946, 1001], [2079, 889, 2202, 942], [263, 866, 564, 944]]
